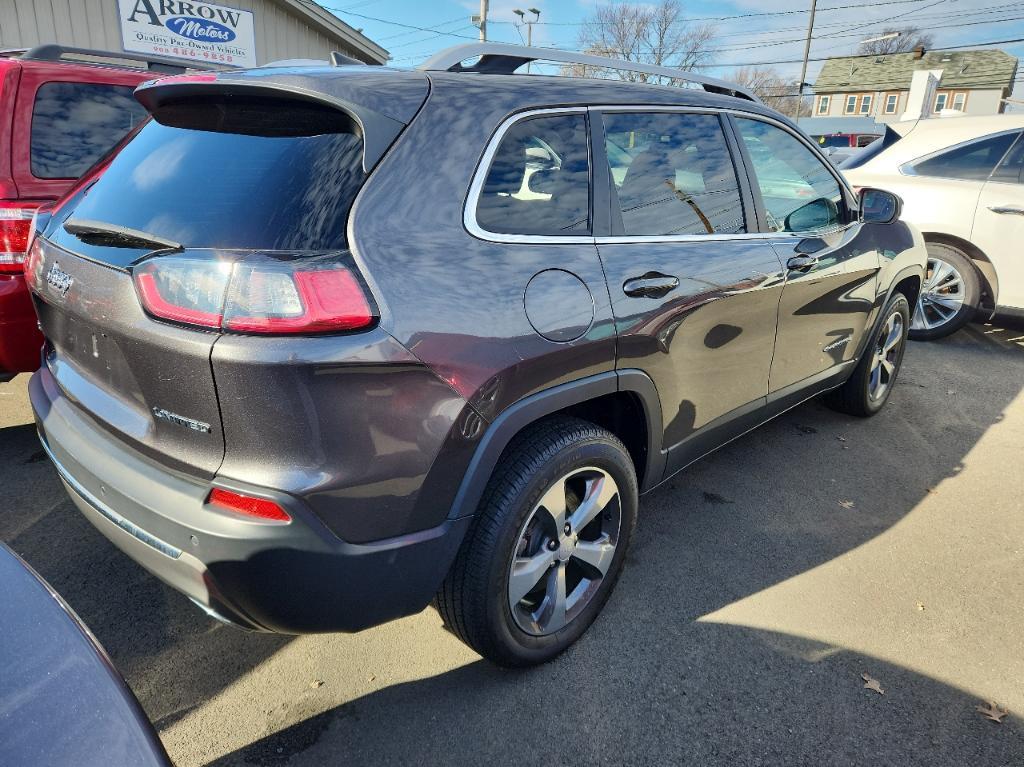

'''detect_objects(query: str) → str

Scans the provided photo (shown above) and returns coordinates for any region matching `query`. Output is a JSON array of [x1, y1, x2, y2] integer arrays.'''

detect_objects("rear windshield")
[[814, 135, 850, 148], [55, 104, 365, 254]]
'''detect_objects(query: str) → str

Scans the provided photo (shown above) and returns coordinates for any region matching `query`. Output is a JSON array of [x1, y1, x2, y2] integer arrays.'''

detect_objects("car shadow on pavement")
[[206, 326, 1024, 766], [4, 322, 1024, 765]]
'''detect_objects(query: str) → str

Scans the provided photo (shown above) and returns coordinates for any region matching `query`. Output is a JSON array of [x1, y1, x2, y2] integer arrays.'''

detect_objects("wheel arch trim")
[[446, 370, 665, 520], [854, 263, 924, 363]]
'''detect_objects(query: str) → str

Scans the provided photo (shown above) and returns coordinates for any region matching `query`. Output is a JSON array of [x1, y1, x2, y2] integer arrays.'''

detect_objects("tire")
[[435, 416, 638, 667], [825, 292, 910, 417], [909, 242, 980, 341]]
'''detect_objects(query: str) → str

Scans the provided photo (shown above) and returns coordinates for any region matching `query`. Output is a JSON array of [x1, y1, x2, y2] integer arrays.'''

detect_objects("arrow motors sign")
[[118, 0, 257, 67]]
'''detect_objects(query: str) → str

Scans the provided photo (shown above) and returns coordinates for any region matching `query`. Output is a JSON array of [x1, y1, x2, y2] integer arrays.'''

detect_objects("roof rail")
[[418, 43, 760, 103], [20, 44, 189, 74]]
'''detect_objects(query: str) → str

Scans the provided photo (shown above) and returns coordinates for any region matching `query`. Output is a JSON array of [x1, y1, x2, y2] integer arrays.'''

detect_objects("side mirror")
[[783, 197, 839, 233], [859, 187, 901, 224]]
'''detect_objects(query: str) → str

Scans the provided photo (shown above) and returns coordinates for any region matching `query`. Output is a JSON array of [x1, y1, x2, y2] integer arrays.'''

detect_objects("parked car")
[[0, 543, 170, 766], [843, 115, 1024, 339], [0, 45, 182, 381], [27, 43, 926, 667]]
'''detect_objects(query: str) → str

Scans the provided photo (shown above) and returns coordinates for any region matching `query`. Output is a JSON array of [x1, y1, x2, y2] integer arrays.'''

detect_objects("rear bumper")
[[0, 274, 43, 376], [30, 367, 470, 634]]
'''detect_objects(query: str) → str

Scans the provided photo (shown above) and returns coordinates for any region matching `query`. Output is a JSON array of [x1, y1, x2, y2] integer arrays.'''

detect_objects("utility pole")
[[477, 0, 489, 42], [795, 0, 818, 120]]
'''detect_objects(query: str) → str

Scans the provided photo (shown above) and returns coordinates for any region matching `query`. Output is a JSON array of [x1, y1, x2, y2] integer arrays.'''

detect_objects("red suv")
[[0, 46, 182, 380]]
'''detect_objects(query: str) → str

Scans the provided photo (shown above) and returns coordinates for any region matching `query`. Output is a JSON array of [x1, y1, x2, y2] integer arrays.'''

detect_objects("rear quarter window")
[[31, 82, 148, 179]]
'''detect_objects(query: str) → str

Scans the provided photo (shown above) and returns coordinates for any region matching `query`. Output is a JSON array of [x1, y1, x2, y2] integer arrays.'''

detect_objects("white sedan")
[[843, 115, 1024, 339]]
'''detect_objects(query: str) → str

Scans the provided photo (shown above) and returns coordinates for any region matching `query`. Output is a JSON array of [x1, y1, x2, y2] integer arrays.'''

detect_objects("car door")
[[593, 108, 787, 475], [973, 133, 1024, 311], [732, 115, 881, 398]]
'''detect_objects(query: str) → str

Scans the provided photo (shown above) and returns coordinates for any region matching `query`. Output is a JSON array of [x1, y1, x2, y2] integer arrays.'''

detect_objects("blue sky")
[[323, 0, 1024, 97]]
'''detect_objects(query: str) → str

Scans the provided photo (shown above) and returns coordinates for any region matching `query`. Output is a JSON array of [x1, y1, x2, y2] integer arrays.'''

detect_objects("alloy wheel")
[[869, 310, 904, 401], [912, 257, 966, 331], [508, 467, 621, 636]]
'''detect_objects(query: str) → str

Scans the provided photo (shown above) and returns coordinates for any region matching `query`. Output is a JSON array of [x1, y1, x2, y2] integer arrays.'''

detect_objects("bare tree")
[[568, 0, 716, 83], [732, 66, 808, 117], [859, 26, 935, 56]]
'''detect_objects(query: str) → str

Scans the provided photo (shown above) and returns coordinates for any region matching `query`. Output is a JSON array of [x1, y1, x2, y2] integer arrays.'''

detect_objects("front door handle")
[[787, 254, 820, 271], [623, 272, 680, 298], [988, 205, 1024, 216]]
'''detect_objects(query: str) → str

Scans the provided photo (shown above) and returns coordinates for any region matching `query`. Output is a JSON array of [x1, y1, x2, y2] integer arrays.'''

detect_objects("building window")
[[859, 95, 873, 114], [935, 92, 948, 111], [845, 95, 858, 114], [817, 95, 831, 114], [884, 93, 899, 114], [952, 92, 967, 111]]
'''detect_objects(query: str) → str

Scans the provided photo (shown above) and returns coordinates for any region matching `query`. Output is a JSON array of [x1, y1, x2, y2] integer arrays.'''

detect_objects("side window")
[[475, 113, 590, 236], [908, 132, 1019, 181], [602, 112, 745, 236], [31, 82, 148, 179], [991, 135, 1024, 184], [735, 117, 844, 234]]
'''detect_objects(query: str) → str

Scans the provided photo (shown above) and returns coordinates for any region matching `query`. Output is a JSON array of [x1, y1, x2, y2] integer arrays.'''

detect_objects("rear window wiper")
[[63, 219, 183, 252]]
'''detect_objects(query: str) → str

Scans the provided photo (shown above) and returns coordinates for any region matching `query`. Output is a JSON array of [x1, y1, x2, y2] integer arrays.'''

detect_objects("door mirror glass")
[[859, 188, 901, 224], [783, 197, 839, 232]]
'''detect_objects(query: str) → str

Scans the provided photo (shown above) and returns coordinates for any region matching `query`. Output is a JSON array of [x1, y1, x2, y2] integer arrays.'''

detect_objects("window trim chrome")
[[464, 104, 855, 246], [464, 106, 595, 245]]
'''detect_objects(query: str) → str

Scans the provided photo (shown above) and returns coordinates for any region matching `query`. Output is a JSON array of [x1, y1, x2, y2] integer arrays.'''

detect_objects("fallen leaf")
[[861, 673, 884, 695], [976, 701, 1007, 723], [310, 679, 324, 689], [839, 500, 855, 509]]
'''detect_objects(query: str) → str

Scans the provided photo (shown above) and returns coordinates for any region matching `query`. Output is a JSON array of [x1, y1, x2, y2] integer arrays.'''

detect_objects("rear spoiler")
[[133, 75, 405, 173]]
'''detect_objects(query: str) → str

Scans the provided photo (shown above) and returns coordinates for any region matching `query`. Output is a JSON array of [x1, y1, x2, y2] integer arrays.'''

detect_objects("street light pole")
[[513, 8, 541, 71], [796, 0, 818, 120]]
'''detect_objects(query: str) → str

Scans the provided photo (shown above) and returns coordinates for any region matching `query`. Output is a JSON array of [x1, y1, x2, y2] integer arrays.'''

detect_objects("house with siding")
[[810, 48, 1017, 124]]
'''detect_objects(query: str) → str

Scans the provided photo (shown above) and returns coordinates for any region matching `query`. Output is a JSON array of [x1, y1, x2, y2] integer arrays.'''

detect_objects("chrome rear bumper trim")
[[38, 431, 183, 560]]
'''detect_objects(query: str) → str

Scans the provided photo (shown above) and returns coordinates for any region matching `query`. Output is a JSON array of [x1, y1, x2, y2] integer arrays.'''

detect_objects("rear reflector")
[[207, 488, 290, 522], [133, 252, 375, 335], [0, 202, 43, 274]]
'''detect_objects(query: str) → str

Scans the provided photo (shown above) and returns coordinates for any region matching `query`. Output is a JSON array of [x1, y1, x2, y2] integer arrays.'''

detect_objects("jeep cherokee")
[[28, 44, 927, 666]]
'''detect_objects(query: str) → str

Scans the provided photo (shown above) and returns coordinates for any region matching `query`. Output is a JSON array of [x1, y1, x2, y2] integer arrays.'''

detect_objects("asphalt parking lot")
[[3, 320, 1024, 766]]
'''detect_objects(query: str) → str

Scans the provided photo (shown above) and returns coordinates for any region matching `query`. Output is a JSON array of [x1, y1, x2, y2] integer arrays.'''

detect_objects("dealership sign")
[[118, 0, 257, 67]]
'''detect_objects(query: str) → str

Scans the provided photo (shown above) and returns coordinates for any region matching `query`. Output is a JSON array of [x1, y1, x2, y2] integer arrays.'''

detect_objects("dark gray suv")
[[27, 44, 926, 666]]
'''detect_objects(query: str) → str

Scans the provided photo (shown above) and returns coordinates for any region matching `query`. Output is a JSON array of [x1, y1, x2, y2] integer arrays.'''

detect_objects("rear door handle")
[[623, 272, 680, 298], [988, 205, 1024, 215]]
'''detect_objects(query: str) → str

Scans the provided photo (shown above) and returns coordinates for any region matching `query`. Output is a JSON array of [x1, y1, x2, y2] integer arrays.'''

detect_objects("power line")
[[490, 0, 937, 25]]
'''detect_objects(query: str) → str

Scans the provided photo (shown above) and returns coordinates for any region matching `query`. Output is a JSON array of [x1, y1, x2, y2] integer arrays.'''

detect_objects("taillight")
[[0, 202, 43, 274], [133, 252, 376, 335], [207, 488, 290, 522]]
